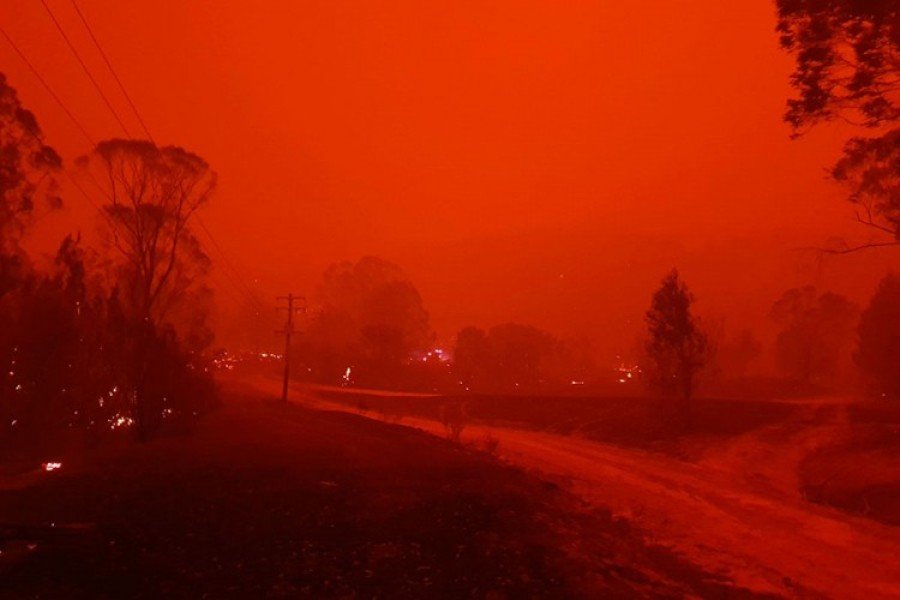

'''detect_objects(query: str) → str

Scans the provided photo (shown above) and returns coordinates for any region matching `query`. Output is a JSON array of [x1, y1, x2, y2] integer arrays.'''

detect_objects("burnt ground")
[[799, 399, 900, 526], [0, 380, 765, 599], [302, 383, 900, 596]]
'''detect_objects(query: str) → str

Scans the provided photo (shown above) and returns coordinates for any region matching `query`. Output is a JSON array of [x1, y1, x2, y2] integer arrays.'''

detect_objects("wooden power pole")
[[276, 293, 305, 402]]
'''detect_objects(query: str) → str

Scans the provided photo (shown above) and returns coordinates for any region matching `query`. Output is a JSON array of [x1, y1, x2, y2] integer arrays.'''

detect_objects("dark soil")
[[0, 381, 767, 598], [799, 400, 900, 527]]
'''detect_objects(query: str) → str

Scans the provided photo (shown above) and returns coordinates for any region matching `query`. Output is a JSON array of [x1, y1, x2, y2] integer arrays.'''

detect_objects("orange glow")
[[3, 4, 900, 598], [2, 1, 895, 358]]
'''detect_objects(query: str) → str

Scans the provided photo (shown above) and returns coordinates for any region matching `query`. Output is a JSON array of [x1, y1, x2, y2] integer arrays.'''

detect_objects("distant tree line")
[[641, 268, 900, 402], [294, 256, 596, 393], [453, 323, 595, 393], [294, 253, 900, 403], [296, 256, 435, 390]]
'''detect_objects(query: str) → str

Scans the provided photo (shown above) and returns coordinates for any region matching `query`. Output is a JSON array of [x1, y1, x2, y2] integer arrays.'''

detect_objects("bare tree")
[[78, 139, 216, 439], [79, 139, 216, 324]]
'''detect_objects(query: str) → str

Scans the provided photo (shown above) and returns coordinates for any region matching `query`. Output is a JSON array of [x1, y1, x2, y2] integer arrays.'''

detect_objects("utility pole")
[[276, 293, 305, 402]]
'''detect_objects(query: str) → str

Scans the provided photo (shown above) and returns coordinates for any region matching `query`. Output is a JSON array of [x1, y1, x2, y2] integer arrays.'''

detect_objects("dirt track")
[[490, 418, 900, 599], [258, 378, 900, 599]]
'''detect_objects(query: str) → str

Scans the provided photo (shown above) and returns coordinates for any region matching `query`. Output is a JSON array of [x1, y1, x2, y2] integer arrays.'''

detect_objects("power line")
[[20, 19, 262, 313], [276, 293, 306, 402], [81, 166, 267, 312], [0, 25, 95, 146], [13, 7, 268, 318], [58, 3, 266, 312], [194, 216, 267, 311], [1, 25, 117, 231], [6, 18, 250, 316], [65, 170, 118, 230], [193, 216, 265, 310], [69, 0, 154, 143], [39, 0, 133, 138]]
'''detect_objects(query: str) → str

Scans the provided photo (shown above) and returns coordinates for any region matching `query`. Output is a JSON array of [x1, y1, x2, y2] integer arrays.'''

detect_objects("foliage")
[[74, 139, 217, 438], [831, 129, 900, 240], [485, 323, 556, 390], [542, 335, 596, 384], [77, 139, 216, 325], [856, 272, 900, 397], [1, 236, 215, 455], [644, 269, 708, 402], [770, 285, 858, 383], [0, 73, 62, 254], [0, 73, 61, 305], [451, 323, 591, 392], [0, 74, 216, 449], [776, 0, 899, 130], [776, 1, 900, 242], [300, 256, 434, 388], [453, 326, 491, 388]]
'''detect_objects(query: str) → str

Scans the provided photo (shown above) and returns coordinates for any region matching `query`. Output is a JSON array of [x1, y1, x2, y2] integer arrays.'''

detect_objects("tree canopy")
[[645, 269, 708, 403], [769, 285, 858, 383], [856, 272, 900, 397], [78, 139, 216, 326], [302, 256, 433, 388], [777, 0, 899, 130], [777, 1, 900, 244], [0, 73, 62, 255]]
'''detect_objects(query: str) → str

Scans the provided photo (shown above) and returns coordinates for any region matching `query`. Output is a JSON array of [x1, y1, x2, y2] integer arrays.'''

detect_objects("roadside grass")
[[799, 399, 900, 526], [315, 390, 800, 456]]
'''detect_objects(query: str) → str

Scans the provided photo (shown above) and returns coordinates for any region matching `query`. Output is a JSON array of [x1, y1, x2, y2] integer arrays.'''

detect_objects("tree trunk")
[[132, 319, 153, 442]]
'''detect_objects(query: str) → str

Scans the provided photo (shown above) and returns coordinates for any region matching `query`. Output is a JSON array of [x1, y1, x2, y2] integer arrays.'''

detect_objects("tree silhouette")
[[78, 139, 216, 439], [452, 324, 589, 392], [453, 326, 490, 389], [78, 139, 216, 324], [769, 286, 858, 384], [0, 73, 61, 298], [776, 1, 899, 246], [645, 269, 708, 407], [856, 272, 900, 397], [831, 130, 900, 243], [0, 73, 62, 244], [302, 257, 433, 388], [777, 1, 898, 130], [486, 323, 556, 391]]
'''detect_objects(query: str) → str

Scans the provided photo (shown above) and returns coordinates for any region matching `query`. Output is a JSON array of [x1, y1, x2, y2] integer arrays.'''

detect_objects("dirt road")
[[252, 378, 900, 599], [488, 419, 900, 599]]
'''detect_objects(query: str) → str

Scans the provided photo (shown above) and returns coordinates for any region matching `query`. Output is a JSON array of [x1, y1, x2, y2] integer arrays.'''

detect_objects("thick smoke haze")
[[4, 2, 900, 597], [2, 0, 895, 357]]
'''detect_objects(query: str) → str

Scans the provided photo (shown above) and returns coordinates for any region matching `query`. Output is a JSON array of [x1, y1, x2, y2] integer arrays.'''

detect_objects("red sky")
[[2, 1, 896, 357]]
